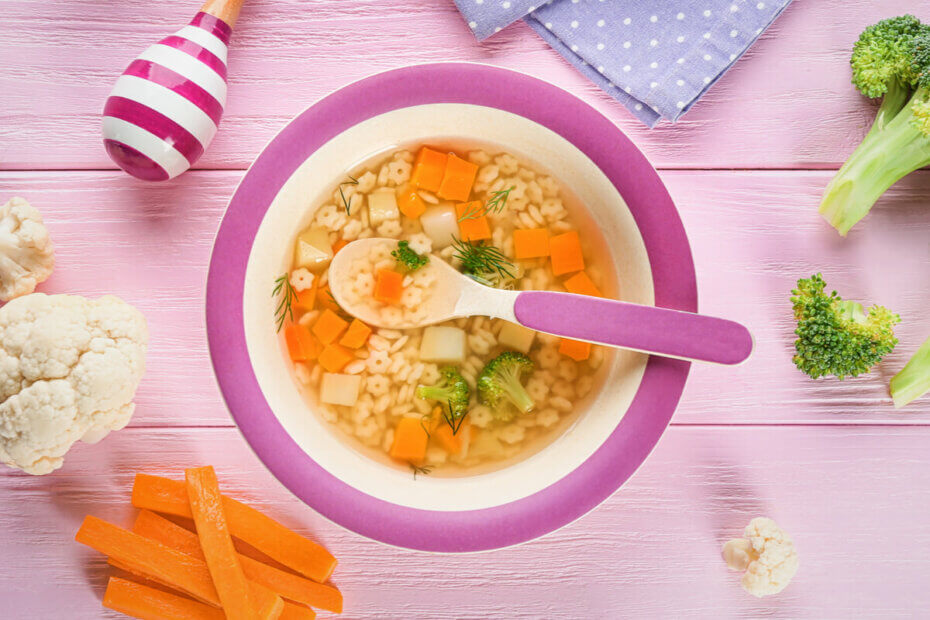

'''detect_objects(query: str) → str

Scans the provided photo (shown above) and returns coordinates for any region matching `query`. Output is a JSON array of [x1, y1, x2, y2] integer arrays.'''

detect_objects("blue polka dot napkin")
[[453, 0, 792, 127]]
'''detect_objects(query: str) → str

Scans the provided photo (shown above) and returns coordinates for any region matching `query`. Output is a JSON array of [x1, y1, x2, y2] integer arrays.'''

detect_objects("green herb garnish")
[[338, 175, 359, 216], [451, 237, 515, 284], [272, 273, 298, 332], [410, 463, 432, 479], [391, 240, 429, 272], [457, 186, 515, 222]]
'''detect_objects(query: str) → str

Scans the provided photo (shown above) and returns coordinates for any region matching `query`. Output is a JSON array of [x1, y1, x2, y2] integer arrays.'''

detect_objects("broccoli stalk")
[[416, 366, 470, 422], [890, 335, 930, 408], [476, 352, 535, 420], [819, 16, 930, 235], [791, 274, 899, 379], [391, 240, 428, 272]]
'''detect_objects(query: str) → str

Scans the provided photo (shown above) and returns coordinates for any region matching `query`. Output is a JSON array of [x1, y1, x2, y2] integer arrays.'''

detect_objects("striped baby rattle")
[[102, 0, 246, 181]]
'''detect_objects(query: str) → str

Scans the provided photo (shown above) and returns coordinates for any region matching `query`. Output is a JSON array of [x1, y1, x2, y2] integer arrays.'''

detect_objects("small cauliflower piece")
[[722, 517, 799, 598], [0, 197, 55, 301], [0, 293, 148, 474]]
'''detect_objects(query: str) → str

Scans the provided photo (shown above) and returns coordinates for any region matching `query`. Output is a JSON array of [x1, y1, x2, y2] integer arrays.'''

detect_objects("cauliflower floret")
[[0, 197, 55, 301], [0, 293, 148, 474], [722, 517, 799, 598]]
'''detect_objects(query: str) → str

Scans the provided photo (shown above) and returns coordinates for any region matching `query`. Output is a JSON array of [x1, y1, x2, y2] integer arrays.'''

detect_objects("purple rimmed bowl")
[[206, 63, 696, 552]]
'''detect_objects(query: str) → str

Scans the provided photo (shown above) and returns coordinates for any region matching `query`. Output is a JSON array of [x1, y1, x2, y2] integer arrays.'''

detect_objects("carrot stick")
[[132, 474, 337, 583], [134, 510, 344, 614], [77, 516, 282, 618], [280, 602, 317, 620], [103, 576, 225, 620], [185, 466, 253, 620]]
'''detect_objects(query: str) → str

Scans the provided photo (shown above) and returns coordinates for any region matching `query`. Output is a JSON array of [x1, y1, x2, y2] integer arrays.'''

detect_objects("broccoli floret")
[[477, 352, 535, 420], [791, 274, 899, 379], [416, 366, 470, 421], [890, 335, 930, 408], [391, 240, 428, 272], [820, 18, 930, 235]]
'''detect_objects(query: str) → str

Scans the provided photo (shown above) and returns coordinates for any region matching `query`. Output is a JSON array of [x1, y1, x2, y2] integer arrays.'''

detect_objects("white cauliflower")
[[0, 197, 55, 301], [722, 517, 799, 598], [0, 293, 148, 474]]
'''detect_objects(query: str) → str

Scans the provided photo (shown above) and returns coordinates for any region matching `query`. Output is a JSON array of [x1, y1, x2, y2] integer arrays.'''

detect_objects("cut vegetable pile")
[[76, 467, 342, 619]]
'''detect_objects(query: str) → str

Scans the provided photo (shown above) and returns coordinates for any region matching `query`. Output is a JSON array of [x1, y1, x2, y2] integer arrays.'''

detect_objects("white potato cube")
[[320, 373, 361, 406], [419, 326, 466, 363], [367, 188, 400, 226], [294, 227, 333, 272], [420, 204, 459, 249], [498, 322, 536, 354]]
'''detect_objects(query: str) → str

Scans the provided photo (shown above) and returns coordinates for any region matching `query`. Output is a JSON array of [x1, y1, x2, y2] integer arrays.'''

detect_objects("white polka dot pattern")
[[452, 0, 792, 126]]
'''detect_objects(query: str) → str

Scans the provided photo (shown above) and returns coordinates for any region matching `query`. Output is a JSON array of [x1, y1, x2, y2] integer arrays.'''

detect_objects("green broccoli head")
[[851, 15, 924, 98], [477, 351, 535, 420], [391, 240, 429, 272], [416, 366, 470, 420], [791, 274, 899, 379]]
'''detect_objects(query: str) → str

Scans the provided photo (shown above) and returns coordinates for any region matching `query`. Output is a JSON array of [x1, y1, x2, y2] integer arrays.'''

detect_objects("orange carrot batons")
[[311, 309, 349, 346], [185, 466, 254, 620], [437, 154, 478, 201], [513, 228, 550, 259], [103, 576, 225, 620], [549, 230, 585, 276], [373, 269, 404, 304], [132, 474, 338, 583], [411, 147, 448, 192], [563, 271, 603, 297], [389, 417, 430, 463], [280, 603, 317, 620]]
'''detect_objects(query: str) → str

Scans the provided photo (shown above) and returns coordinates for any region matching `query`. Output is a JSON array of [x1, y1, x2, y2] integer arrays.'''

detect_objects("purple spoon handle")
[[512, 291, 752, 365]]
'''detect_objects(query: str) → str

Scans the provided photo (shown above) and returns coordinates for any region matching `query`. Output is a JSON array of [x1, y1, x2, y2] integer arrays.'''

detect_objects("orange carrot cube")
[[339, 319, 372, 349], [389, 417, 430, 462], [432, 422, 463, 454], [454, 201, 492, 242], [513, 228, 550, 259], [374, 269, 404, 304], [411, 147, 448, 192], [315, 283, 341, 314], [284, 325, 322, 362], [317, 344, 354, 373], [559, 338, 591, 361], [563, 271, 603, 297], [398, 184, 427, 219], [549, 230, 585, 276], [332, 238, 349, 255], [437, 154, 478, 202], [311, 309, 349, 345], [294, 282, 318, 312]]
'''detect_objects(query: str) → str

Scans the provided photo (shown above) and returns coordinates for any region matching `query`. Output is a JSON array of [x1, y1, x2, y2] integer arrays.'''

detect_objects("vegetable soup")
[[275, 143, 619, 476]]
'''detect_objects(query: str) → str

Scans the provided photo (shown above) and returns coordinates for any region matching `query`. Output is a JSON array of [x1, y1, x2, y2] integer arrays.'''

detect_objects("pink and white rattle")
[[102, 0, 246, 181]]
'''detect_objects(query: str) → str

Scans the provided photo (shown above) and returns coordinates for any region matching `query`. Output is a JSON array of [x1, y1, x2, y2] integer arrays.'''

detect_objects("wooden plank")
[[1, 425, 928, 618], [0, 0, 924, 170], [1, 169, 928, 427]]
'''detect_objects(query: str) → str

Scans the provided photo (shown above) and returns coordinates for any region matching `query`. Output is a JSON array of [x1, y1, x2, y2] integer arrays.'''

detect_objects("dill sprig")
[[451, 237, 515, 282], [338, 175, 359, 216], [457, 186, 515, 222], [442, 399, 468, 435], [410, 463, 432, 479], [272, 273, 298, 332]]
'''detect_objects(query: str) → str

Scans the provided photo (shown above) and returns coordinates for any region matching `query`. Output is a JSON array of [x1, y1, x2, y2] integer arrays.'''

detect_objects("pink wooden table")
[[3, 1, 930, 617]]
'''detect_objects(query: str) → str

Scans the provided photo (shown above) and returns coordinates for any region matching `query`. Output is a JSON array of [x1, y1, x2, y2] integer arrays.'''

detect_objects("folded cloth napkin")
[[453, 0, 792, 127]]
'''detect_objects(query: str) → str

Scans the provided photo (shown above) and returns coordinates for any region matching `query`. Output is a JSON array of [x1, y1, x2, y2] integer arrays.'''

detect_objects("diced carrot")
[[131, 474, 337, 583], [389, 417, 430, 463], [285, 325, 322, 362], [332, 238, 349, 255], [315, 284, 341, 314], [133, 510, 343, 614], [103, 576, 225, 620], [563, 271, 603, 297], [280, 603, 317, 620], [339, 319, 372, 349], [411, 147, 448, 192], [185, 466, 253, 620], [558, 338, 591, 361], [294, 283, 318, 313], [311, 309, 349, 346], [397, 184, 427, 219], [432, 422, 463, 455], [317, 343, 354, 373], [513, 228, 550, 259], [454, 202, 492, 242], [373, 269, 404, 304], [549, 231, 585, 276], [437, 154, 478, 202]]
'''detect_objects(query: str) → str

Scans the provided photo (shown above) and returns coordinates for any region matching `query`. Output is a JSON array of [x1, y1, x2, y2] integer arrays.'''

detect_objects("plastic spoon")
[[328, 238, 753, 365]]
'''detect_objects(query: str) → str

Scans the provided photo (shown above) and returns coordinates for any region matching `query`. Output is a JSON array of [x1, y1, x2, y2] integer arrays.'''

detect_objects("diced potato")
[[294, 227, 333, 272], [419, 326, 466, 363], [320, 372, 361, 406], [368, 188, 400, 226], [420, 204, 459, 249], [498, 322, 536, 354]]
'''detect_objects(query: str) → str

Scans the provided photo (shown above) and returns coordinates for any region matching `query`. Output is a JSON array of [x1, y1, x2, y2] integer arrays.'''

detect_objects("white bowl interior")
[[243, 103, 654, 511]]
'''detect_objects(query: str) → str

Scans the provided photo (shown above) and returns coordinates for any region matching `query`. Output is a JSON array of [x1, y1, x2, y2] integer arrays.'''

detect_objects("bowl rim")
[[206, 62, 696, 552]]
